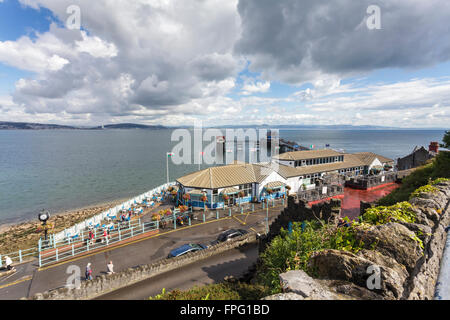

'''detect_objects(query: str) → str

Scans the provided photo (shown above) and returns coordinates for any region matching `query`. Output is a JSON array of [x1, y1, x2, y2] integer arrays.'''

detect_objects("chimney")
[[429, 141, 439, 153]]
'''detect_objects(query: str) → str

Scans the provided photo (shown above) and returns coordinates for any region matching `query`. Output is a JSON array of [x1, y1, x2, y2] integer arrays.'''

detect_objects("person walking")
[[102, 229, 109, 245], [89, 230, 95, 246], [4, 256, 14, 271], [85, 263, 93, 280], [106, 261, 114, 275]]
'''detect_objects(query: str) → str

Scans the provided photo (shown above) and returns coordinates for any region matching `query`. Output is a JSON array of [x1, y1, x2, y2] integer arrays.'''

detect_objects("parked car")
[[167, 243, 207, 258], [211, 229, 248, 245]]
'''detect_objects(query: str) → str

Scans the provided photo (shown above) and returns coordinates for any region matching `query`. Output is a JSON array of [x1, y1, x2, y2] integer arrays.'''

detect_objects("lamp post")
[[167, 152, 174, 184], [199, 152, 204, 171], [38, 209, 50, 243]]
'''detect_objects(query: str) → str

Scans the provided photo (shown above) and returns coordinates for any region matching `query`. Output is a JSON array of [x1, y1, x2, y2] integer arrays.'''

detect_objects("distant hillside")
[[95, 123, 166, 130], [0, 122, 167, 130], [0, 122, 78, 130]]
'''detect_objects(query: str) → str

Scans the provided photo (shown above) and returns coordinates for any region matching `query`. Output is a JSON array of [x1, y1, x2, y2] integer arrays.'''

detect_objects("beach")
[[0, 198, 130, 254]]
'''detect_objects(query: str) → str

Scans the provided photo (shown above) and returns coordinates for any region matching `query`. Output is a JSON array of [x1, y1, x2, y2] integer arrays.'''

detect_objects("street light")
[[38, 209, 50, 241], [167, 152, 174, 184]]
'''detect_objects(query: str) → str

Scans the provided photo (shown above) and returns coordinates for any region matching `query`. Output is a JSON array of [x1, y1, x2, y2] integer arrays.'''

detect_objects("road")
[[0, 204, 282, 300], [95, 242, 259, 300]]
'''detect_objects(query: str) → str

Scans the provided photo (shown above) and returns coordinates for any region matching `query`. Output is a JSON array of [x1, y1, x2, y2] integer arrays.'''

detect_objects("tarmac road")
[[94, 242, 259, 300], [0, 204, 281, 300]]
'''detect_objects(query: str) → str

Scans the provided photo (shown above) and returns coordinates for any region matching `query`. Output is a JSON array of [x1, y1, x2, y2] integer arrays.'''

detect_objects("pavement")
[[0, 203, 284, 300]]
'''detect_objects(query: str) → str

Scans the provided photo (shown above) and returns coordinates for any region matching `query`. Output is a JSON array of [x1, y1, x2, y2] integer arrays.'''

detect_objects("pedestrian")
[[85, 263, 93, 280], [89, 230, 95, 245], [103, 229, 109, 245], [106, 261, 114, 275], [4, 256, 14, 271]]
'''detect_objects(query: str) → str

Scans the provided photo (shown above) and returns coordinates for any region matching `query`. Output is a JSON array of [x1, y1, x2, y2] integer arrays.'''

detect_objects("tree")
[[440, 130, 450, 149]]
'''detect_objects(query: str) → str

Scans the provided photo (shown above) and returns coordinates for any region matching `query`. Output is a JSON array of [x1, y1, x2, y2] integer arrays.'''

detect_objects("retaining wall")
[[259, 196, 341, 253], [27, 233, 258, 300]]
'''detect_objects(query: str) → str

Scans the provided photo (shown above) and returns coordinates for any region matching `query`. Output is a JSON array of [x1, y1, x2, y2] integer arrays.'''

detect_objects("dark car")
[[167, 243, 208, 258], [211, 229, 248, 245]]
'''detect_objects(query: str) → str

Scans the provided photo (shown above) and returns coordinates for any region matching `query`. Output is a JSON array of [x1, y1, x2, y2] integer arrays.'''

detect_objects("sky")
[[0, 0, 450, 128]]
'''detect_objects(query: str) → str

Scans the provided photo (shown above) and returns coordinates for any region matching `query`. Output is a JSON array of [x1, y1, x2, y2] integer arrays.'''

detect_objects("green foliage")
[[409, 184, 439, 200], [256, 220, 366, 294], [378, 151, 450, 206], [440, 130, 450, 149], [361, 202, 416, 225], [431, 151, 450, 179], [431, 178, 450, 185], [149, 282, 270, 300]]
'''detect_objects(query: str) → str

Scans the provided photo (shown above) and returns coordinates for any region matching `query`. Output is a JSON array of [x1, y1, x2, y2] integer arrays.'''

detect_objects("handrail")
[[0, 247, 38, 267], [38, 208, 194, 267], [51, 181, 177, 242]]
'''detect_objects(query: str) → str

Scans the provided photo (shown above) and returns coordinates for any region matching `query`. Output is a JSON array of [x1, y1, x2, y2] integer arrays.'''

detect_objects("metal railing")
[[0, 247, 38, 268], [38, 208, 194, 267], [3, 198, 288, 268]]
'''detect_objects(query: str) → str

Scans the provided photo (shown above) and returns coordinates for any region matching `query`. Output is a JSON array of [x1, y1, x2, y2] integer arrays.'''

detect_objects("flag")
[[167, 152, 174, 157], [326, 144, 330, 148], [310, 144, 315, 149]]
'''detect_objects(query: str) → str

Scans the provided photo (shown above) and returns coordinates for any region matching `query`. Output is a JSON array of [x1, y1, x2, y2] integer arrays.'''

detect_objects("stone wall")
[[265, 181, 450, 300], [259, 196, 341, 253], [27, 233, 258, 300]]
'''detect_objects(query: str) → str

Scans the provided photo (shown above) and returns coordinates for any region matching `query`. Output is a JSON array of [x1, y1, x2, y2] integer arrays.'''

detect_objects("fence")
[[37, 198, 290, 267], [2, 195, 287, 268], [0, 247, 37, 268], [52, 182, 177, 243], [38, 207, 193, 267]]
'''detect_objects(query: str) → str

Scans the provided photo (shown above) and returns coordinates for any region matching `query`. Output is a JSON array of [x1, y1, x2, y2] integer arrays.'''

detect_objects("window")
[[238, 184, 252, 197]]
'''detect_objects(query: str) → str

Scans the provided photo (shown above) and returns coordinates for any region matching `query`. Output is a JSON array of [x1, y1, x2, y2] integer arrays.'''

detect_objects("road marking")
[[37, 204, 286, 272], [38, 216, 234, 271], [233, 216, 247, 225], [0, 276, 32, 290]]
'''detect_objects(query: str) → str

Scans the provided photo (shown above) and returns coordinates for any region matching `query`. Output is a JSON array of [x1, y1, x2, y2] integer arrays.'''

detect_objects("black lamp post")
[[38, 209, 50, 241]]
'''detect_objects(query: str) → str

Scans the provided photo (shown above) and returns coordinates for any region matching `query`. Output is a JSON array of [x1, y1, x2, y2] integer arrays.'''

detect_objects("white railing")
[[52, 182, 177, 242]]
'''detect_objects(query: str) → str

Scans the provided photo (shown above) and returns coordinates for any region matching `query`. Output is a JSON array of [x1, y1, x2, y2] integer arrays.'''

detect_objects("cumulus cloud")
[[240, 78, 270, 95], [1, 0, 450, 127], [235, 0, 450, 85], [0, 0, 242, 123]]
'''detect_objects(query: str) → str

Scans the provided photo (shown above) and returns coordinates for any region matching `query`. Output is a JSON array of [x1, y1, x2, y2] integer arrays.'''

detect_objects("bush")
[[409, 184, 439, 200], [149, 282, 270, 300], [361, 201, 416, 225], [256, 220, 366, 294], [378, 151, 450, 206]]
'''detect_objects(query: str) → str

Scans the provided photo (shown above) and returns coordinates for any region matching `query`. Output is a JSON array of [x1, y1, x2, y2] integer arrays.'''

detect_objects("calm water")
[[0, 129, 445, 225]]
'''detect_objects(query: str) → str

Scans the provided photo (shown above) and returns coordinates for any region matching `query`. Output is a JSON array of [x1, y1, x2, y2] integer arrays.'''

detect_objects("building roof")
[[352, 152, 394, 165], [274, 149, 343, 161], [177, 151, 394, 189], [221, 187, 240, 194], [177, 163, 268, 189], [265, 181, 286, 189]]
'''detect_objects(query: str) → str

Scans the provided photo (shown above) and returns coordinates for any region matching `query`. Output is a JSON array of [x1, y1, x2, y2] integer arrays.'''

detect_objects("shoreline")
[[0, 197, 130, 232], [0, 196, 133, 253]]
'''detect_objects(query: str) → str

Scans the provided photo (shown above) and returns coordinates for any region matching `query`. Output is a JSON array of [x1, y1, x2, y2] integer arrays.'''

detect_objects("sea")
[[0, 129, 445, 225]]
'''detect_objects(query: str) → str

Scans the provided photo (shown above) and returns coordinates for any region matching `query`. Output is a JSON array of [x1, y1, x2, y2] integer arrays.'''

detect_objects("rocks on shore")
[[0, 202, 121, 254]]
